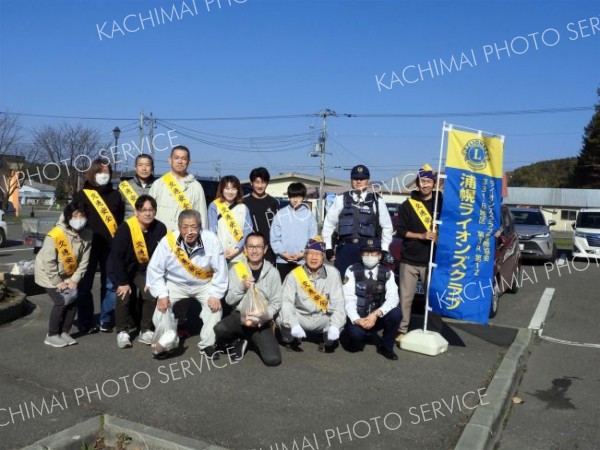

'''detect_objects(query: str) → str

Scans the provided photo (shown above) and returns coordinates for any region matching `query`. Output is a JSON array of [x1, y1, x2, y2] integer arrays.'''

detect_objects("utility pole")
[[148, 112, 155, 159], [215, 161, 221, 180], [139, 110, 145, 156], [317, 109, 336, 227]]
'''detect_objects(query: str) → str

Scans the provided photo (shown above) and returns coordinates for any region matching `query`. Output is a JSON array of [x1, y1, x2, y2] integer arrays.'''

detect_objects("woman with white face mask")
[[35, 201, 93, 347], [73, 159, 125, 334]]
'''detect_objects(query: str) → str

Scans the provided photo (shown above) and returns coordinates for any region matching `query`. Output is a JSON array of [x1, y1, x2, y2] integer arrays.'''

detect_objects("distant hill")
[[507, 157, 577, 188]]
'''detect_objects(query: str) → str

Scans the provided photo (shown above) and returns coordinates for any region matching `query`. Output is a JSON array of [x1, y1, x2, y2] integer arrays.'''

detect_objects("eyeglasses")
[[246, 245, 265, 250]]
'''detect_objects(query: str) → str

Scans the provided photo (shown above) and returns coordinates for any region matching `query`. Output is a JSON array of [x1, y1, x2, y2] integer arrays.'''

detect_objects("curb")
[[454, 327, 533, 450], [22, 415, 228, 450], [0, 288, 30, 326]]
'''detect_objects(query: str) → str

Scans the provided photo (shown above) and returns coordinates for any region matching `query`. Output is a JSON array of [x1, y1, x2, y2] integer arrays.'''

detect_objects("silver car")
[[510, 207, 557, 262]]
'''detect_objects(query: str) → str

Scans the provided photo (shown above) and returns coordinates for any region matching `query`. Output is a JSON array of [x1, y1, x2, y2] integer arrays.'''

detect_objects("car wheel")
[[0, 229, 6, 247], [489, 287, 499, 318], [550, 244, 558, 262], [507, 264, 521, 294]]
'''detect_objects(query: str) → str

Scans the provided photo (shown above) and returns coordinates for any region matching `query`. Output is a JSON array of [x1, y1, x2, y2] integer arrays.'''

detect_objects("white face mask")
[[69, 218, 87, 230], [95, 173, 110, 186], [362, 256, 380, 269]]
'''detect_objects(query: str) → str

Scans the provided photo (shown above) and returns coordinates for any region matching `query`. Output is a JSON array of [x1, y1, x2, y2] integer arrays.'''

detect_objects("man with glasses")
[[108, 195, 167, 348], [146, 209, 228, 359], [214, 232, 282, 366], [149, 146, 207, 232], [118, 154, 156, 218], [395, 164, 442, 345]]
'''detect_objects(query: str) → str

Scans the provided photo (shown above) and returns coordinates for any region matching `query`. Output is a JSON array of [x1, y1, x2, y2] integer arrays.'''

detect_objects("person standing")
[[146, 209, 228, 359], [270, 182, 318, 281], [395, 164, 442, 344], [322, 164, 393, 276], [149, 145, 207, 231], [108, 195, 167, 349], [35, 201, 92, 347], [214, 232, 282, 366], [343, 239, 402, 360], [243, 167, 279, 265], [73, 159, 125, 333], [277, 237, 346, 353], [118, 154, 156, 218], [207, 175, 253, 266]]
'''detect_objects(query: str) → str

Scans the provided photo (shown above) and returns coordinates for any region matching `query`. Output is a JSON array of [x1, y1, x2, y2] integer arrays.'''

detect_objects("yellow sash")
[[166, 231, 214, 280], [292, 266, 328, 312], [83, 189, 118, 237], [214, 199, 243, 242], [408, 198, 433, 230], [162, 173, 192, 211], [119, 180, 138, 209], [126, 217, 149, 264], [48, 227, 78, 276], [234, 261, 251, 281]]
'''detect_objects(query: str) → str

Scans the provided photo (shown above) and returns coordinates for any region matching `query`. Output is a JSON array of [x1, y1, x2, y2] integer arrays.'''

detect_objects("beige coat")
[[34, 222, 93, 288]]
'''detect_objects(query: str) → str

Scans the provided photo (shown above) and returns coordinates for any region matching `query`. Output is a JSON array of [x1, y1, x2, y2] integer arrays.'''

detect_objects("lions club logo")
[[462, 139, 488, 171]]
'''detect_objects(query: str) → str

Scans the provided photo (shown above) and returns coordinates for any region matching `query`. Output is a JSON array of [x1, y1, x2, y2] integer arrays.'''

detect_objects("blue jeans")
[[345, 307, 402, 352]]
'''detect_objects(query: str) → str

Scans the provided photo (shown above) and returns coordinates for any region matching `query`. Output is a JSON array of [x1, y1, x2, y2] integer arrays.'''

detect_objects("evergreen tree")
[[571, 88, 600, 188]]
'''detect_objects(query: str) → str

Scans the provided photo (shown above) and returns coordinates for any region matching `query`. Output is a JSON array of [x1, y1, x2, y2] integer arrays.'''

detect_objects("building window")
[[560, 210, 577, 221]]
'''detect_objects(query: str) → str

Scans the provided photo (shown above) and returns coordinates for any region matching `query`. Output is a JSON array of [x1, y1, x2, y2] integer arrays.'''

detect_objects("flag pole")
[[423, 121, 450, 332]]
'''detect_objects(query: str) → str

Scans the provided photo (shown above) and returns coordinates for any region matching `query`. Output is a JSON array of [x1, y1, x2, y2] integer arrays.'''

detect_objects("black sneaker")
[[377, 345, 398, 361], [198, 344, 220, 360], [318, 342, 335, 354], [99, 323, 113, 333], [283, 338, 302, 352], [228, 339, 248, 362]]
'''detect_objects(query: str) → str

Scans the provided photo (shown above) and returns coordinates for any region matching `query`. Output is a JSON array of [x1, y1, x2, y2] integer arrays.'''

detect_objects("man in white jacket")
[[149, 146, 207, 231], [147, 209, 227, 359], [277, 236, 346, 353]]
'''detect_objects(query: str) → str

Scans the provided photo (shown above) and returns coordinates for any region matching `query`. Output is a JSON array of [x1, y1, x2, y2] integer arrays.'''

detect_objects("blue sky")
[[1, 0, 599, 182]]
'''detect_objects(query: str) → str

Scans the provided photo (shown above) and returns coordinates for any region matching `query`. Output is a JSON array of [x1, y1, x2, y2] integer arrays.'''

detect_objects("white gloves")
[[291, 325, 307, 339], [327, 326, 340, 342]]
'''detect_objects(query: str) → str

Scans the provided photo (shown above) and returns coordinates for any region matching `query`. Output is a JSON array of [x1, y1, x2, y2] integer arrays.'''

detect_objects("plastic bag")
[[10, 260, 35, 275], [239, 285, 270, 327], [151, 307, 179, 357]]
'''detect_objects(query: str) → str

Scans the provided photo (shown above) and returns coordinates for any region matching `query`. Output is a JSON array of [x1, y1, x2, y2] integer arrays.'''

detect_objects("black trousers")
[[276, 261, 298, 282], [115, 272, 156, 333], [46, 288, 77, 336], [214, 310, 281, 366]]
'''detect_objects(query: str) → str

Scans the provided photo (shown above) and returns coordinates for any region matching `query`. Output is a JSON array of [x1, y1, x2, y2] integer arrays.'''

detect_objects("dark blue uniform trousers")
[[334, 242, 362, 276], [345, 307, 402, 352]]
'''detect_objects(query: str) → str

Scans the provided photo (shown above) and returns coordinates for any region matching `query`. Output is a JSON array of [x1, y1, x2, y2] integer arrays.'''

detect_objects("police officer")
[[342, 238, 401, 360], [323, 164, 393, 275]]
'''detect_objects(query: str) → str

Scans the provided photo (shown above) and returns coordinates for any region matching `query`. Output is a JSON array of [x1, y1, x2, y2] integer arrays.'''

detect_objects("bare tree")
[[0, 112, 34, 211], [34, 123, 104, 196]]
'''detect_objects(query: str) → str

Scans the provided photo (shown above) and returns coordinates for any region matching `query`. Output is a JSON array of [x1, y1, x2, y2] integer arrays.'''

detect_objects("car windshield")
[[512, 211, 545, 226], [577, 212, 600, 229]]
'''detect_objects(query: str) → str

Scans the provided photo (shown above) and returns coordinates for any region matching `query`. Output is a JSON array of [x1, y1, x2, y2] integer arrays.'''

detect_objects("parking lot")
[[1, 220, 599, 449]]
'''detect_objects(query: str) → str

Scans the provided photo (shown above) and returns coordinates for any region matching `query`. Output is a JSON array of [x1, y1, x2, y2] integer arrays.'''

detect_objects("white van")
[[572, 208, 600, 259]]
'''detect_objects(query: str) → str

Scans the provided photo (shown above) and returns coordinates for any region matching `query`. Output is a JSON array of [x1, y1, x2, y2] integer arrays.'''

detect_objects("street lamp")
[[112, 126, 121, 178]]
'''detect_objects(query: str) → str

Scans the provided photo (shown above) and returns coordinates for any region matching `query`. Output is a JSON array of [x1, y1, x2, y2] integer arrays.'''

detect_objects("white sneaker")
[[117, 331, 132, 349], [138, 330, 154, 345], [44, 334, 68, 348], [60, 333, 77, 346]]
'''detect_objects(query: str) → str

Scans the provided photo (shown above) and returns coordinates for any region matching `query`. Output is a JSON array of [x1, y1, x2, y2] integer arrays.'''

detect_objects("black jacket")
[[396, 191, 443, 266], [73, 182, 125, 247], [107, 219, 167, 286]]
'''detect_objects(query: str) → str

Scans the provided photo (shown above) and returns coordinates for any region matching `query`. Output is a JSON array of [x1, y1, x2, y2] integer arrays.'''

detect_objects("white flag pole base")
[[400, 329, 449, 356]]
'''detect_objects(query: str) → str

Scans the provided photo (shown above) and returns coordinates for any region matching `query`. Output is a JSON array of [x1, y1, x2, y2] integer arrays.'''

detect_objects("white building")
[[19, 181, 56, 206]]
